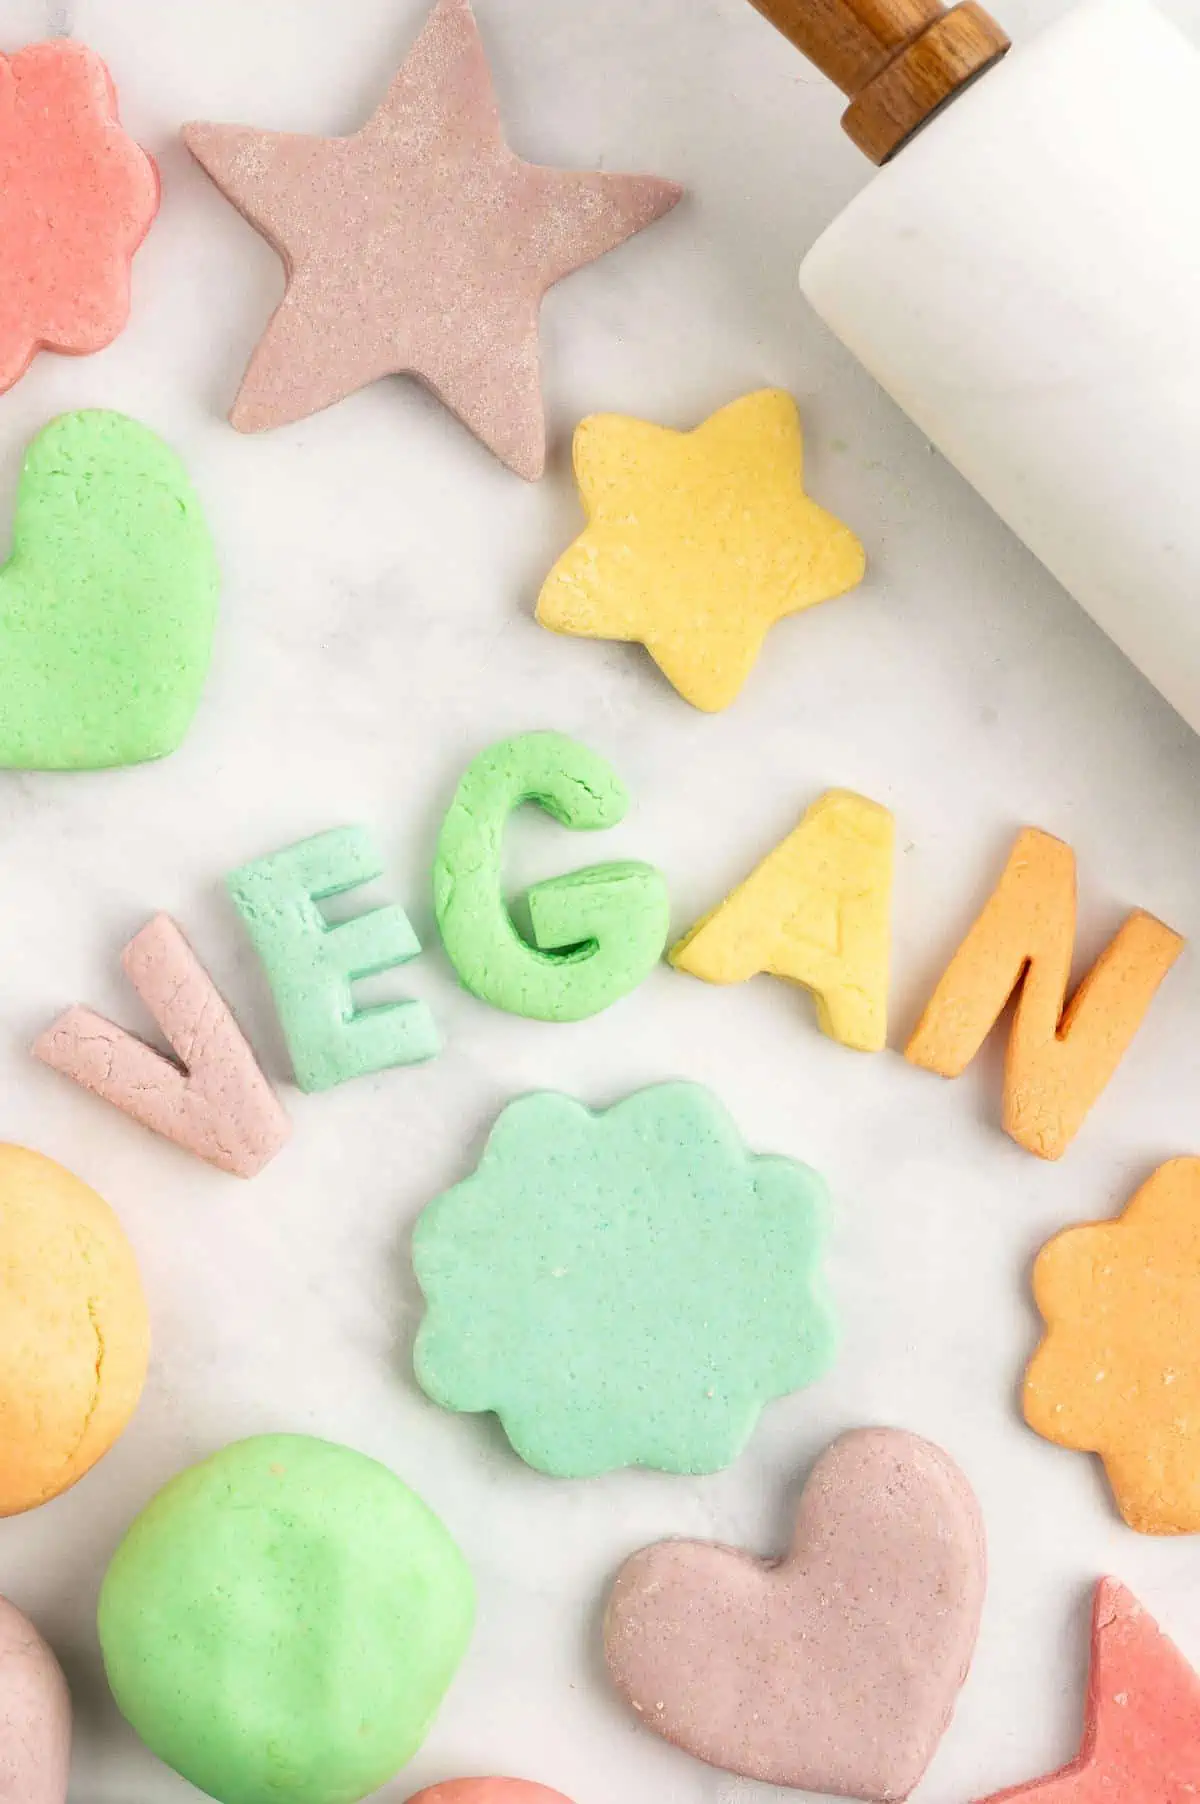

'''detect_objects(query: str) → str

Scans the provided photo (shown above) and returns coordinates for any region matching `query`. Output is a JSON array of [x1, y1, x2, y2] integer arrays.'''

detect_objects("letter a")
[[671, 790, 894, 1052], [906, 827, 1183, 1159]]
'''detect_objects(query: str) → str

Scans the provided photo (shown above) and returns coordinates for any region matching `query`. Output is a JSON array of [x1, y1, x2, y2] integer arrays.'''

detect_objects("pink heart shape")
[[407, 1786, 573, 1804], [604, 1427, 986, 1800]]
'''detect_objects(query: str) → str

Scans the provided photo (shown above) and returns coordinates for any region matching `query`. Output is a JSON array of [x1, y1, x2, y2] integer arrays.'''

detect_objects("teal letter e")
[[227, 825, 439, 1093]]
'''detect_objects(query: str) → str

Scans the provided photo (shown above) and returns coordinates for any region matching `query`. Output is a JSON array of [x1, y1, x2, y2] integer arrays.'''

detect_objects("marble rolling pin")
[[751, 0, 1200, 733]]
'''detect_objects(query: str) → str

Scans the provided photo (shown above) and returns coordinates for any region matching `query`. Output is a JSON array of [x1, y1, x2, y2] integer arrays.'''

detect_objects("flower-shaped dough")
[[1025, 1159, 1200, 1533], [413, 1082, 836, 1478], [0, 41, 159, 391]]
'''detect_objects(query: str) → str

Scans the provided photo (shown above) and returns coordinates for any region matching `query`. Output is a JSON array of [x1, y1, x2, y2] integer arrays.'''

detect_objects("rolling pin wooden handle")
[[748, 0, 1011, 161]]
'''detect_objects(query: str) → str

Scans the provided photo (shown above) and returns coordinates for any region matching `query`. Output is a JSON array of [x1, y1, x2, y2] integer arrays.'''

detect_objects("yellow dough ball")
[[0, 1144, 149, 1514]]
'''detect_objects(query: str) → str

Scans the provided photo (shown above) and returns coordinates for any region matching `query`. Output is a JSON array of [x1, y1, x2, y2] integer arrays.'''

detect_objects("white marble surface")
[[4, 0, 1200, 1800]]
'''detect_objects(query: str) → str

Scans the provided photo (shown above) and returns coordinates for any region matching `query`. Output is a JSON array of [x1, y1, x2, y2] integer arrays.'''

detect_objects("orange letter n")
[[906, 828, 1183, 1160]]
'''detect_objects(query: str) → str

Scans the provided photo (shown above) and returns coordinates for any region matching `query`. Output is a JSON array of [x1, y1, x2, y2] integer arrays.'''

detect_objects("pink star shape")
[[977, 1580, 1200, 1803], [183, 0, 681, 477]]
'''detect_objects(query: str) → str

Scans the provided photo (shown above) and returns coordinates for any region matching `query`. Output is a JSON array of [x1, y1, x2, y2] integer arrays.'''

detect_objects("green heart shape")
[[0, 410, 219, 769]]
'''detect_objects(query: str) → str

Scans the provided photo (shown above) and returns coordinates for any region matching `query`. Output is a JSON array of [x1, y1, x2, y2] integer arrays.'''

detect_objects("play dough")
[[413, 1082, 834, 1477], [35, 914, 291, 1178], [536, 390, 866, 710], [434, 732, 670, 1022], [604, 1427, 986, 1798], [227, 826, 440, 1092], [408, 1787, 574, 1804], [0, 41, 159, 391], [0, 411, 219, 770], [183, 0, 680, 478], [906, 827, 1182, 1159], [98, 1434, 474, 1804], [977, 1580, 1200, 1800], [1024, 1159, 1200, 1534], [0, 1596, 71, 1804], [0, 1145, 148, 1515], [672, 788, 894, 1051]]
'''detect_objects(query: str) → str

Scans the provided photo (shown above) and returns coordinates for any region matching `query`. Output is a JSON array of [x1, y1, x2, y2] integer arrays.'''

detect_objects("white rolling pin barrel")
[[756, 0, 1200, 735]]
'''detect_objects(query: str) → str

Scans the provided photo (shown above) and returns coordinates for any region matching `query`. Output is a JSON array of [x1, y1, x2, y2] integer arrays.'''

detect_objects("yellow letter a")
[[906, 827, 1183, 1159], [670, 789, 893, 1052]]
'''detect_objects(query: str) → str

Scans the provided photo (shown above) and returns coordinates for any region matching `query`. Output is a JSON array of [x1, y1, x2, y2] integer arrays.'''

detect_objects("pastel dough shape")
[[434, 731, 669, 1022], [34, 913, 291, 1178], [227, 825, 440, 1092], [672, 788, 894, 1052], [0, 1596, 71, 1804], [0, 1144, 149, 1515], [407, 1786, 574, 1804], [0, 41, 159, 391], [98, 1434, 475, 1804], [183, 0, 680, 478], [906, 826, 1182, 1160], [976, 1579, 1200, 1801], [413, 1082, 835, 1477], [536, 390, 867, 710], [0, 410, 220, 770], [605, 1427, 986, 1798], [1024, 1158, 1200, 1534]]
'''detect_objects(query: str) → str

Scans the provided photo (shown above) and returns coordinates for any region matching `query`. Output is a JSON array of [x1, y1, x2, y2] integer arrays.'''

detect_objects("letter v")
[[34, 914, 291, 1177]]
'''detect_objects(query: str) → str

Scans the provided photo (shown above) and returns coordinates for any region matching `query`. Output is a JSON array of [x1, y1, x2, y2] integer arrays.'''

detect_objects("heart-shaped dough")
[[604, 1427, 986, 1800], [0, 410, 218, 769]]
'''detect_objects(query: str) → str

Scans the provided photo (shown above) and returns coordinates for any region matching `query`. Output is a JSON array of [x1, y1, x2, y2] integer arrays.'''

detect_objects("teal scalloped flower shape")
[[412, 1082, 836, 1478]]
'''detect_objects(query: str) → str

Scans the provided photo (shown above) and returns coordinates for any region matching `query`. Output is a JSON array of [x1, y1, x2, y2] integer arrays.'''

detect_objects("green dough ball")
[[0, 409, 219, 770], [98, 1435, 474, 1804], [433, 731, 670, 1022], [413, 1083, 837, 1477]]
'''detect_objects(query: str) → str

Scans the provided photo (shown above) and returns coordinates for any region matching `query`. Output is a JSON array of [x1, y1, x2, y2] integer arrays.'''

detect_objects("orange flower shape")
[[0, 41, 158, 390], [1025, 1158, 1200, 1533]]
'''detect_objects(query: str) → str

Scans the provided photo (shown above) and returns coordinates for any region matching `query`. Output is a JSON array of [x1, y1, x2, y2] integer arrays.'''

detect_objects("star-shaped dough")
[[536, 389, 866, 710], [183, 0, 681, 477], [977, 1580, 1200, 1801]]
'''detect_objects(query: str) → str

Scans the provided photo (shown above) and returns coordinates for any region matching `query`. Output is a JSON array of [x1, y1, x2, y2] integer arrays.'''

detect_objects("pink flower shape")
[[0, 41, 159, 390]]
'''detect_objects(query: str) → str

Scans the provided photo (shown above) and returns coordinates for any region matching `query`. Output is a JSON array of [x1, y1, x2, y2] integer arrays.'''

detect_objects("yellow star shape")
[[536, 389, 866, 712]]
